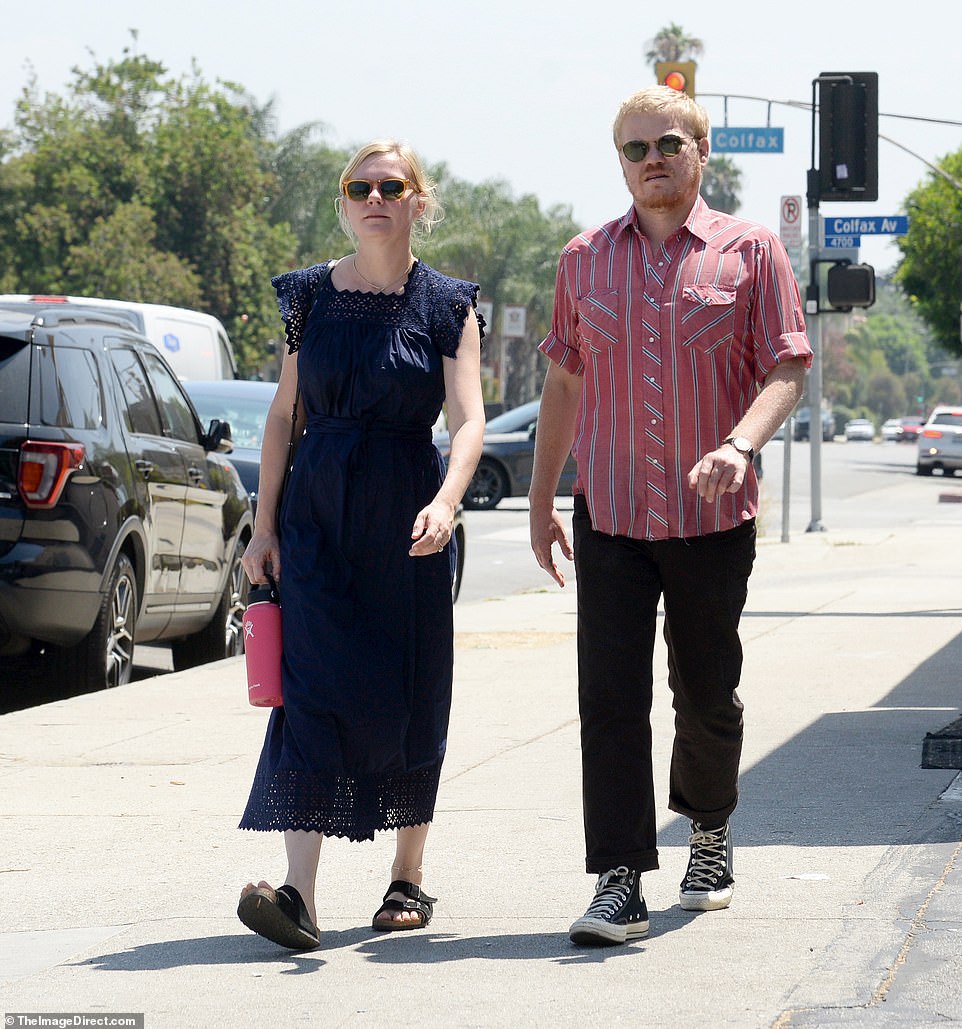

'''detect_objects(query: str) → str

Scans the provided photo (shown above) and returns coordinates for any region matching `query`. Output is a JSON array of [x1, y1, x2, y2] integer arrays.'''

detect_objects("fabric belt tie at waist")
[[307, 416, 432, 444]]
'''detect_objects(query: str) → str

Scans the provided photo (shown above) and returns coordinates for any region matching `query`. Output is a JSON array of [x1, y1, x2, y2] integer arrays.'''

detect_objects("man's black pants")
[[572, 495, 756, 874]]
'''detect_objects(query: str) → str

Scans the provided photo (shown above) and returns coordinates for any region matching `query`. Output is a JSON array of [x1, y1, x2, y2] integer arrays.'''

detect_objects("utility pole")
[[805, 71, 879, 533]]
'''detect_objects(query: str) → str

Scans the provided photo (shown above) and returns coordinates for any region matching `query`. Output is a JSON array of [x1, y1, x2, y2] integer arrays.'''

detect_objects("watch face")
[[727, 436, 753, 456]]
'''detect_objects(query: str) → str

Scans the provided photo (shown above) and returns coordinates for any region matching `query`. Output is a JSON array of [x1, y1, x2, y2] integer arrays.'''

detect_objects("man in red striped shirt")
[[529, 85, 812, 946]]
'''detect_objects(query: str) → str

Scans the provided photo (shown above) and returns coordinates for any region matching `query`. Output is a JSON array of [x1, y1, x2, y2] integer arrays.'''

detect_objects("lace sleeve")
[[270, 262, 331, 354], [432, 275, 486, 358]]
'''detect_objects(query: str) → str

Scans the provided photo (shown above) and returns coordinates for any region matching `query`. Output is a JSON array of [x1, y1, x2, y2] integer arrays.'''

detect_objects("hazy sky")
[[4, 0, 961, 273]]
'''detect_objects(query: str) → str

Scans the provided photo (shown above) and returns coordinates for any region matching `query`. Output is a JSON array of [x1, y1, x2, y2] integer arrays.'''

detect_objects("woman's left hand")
[[409, 499, 455, 557]]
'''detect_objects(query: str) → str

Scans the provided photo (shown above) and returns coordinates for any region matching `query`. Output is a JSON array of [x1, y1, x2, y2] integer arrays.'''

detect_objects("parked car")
[[793, 406, 835, 442], [436, 399, 578, 511], [0, 302, 253, 693], [917, 406, 962, 476], [0, 293, 239, 380], [184, 380, 467, 602], [844, 418, 875, 441], [184, 379, 278, 513]]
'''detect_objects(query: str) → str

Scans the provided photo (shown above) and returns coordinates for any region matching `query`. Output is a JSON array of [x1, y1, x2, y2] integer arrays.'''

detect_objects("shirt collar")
[[612, 194, 713, 244]]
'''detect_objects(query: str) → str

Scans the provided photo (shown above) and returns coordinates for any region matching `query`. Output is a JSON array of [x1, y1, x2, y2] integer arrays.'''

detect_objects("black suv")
[[0, 303, 253, 693]]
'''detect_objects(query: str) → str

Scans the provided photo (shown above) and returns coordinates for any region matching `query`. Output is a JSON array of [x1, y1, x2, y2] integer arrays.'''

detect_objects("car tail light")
[[18, 441, 86, 508], [921, 429, 944, 439], [28, 295, 69, 303]]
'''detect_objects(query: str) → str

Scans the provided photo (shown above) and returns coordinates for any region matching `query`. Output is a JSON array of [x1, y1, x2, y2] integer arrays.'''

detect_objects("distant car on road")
[[917, 406, 962, 476], [844, 418, 875, 442], [897, 416, 924, 442], [436, 399, 578, 511], [794, 406, 835, 442], [881, 418, 902, 442]]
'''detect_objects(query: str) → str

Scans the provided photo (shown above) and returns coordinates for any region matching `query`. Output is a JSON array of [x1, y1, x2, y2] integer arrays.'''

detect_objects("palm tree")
[[644, 23, 704, 65], [699, 156, 742, 215]]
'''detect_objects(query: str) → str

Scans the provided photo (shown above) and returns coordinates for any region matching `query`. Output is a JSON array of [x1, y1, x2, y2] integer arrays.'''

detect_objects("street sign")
[[822, 215, 909, 236], [823, 235, 861, 249], [502, 304, 527, 339], [779, 195, 803, 249], [711, 127, 784, 153]]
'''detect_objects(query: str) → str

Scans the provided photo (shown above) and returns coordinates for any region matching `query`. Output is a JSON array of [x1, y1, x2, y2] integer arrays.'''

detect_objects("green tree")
[[422, 173, 579, 407], [700, 156, 742, 215], [0, 44, 297, 375], [895, 149, 962, 356]]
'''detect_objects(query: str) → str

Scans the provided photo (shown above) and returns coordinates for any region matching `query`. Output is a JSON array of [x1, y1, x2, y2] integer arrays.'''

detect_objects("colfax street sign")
[[822, 215, 909, 248], [823, 216, 909, 236], [710, 127, 784, 153]]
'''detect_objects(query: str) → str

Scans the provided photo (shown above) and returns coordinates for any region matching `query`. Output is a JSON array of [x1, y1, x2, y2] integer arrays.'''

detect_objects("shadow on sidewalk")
[[80, 912, 699, 972], [661, 622, 962, 851]]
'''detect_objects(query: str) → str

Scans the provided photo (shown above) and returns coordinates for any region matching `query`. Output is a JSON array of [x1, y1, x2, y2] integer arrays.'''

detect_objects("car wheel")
[[49, 552, 138, 692], [463, 459, 508, 511], [171, 536, 250, 671], [916, 463, 933, 476]]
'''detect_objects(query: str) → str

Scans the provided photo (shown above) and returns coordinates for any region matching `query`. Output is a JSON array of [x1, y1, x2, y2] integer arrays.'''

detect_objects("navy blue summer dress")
[[240, 260, 482, 842]]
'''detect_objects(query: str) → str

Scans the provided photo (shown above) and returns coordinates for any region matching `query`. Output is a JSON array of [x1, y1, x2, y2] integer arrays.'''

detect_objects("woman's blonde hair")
[[612, 86, 710, 148], [335, 139, 443, 247]]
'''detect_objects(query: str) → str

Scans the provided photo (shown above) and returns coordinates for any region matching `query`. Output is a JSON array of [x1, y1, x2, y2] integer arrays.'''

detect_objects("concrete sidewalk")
[[2, 514, 961, 1027]]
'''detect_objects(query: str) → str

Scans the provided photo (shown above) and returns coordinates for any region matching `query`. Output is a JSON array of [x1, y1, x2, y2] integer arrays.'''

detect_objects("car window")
[[110, 346, 163, 436], [33, 345, 103, 429], [485, 403, 540, 433], [141, 351, 201, 444], [0, 336, 33, 423], [189, 391, 268, 448], [933, 413, 962, 428]]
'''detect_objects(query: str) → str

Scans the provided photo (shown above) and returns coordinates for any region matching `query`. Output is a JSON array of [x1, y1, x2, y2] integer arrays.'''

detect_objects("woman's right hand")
[[242, 529, 281, 585]]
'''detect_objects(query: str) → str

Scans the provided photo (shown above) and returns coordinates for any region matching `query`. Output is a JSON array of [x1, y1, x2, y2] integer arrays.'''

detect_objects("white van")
[[0, 294, 238, 380]]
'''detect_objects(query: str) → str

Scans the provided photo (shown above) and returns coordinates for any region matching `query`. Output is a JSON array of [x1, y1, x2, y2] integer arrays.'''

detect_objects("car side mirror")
[[203, 417, 234, 454]]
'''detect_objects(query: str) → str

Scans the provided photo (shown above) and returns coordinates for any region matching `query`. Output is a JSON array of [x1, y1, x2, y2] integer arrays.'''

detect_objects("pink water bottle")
[[244, 574, 283, 707]]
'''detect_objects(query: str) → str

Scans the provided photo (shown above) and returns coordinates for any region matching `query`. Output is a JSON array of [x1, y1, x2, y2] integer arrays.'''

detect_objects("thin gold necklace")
[[351, 254, 413, 294]]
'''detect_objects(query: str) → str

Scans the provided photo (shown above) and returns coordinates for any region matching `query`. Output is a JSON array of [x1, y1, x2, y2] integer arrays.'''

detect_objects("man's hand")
[[687, 445, 749, 503], [529, 505, 574, 587]]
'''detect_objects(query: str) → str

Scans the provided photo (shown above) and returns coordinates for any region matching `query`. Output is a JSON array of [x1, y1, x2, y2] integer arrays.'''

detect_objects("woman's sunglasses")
[[620, 135, 693, 163], [341, 177, 414, 202]]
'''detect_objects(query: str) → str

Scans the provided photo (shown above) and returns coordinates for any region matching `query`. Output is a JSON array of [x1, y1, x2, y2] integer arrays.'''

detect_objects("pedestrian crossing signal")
[[656, 61, 696, 98]]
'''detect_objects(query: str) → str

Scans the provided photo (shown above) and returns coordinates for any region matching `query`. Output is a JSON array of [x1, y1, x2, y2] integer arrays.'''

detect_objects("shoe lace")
[[583, 866, 633, 918], [683, 824, 729, 890]]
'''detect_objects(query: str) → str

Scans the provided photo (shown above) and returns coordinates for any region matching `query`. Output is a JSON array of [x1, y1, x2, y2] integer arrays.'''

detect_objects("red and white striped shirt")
[[541, 197, 812, 541]]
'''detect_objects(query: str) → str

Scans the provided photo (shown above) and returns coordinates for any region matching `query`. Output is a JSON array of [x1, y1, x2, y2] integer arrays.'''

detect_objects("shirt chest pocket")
[[576, 290, 621, 352], [681, 284, 738, 352]]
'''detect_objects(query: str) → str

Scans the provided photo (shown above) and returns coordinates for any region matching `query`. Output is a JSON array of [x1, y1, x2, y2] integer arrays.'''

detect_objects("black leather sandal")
[[238, 883, 320, 950], [371, 879, 437, 932]]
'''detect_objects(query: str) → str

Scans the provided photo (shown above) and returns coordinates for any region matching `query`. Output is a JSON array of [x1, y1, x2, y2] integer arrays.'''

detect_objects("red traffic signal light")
[[656, 61, 696, 98]]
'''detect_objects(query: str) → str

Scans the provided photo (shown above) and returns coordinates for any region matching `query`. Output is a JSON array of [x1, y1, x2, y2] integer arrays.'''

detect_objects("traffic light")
[[656, 61, 696, 98], [827, 261, 876, 311], [817, 72, 878, 202]]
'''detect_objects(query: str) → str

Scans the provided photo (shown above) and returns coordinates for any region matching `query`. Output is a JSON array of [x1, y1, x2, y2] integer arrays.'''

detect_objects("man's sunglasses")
[[341, 177, 414, 202], [620, 135, 694, 163]]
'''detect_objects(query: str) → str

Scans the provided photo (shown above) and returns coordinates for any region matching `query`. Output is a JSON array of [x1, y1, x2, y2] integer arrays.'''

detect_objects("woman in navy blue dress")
[[237, 140, 484, 949]]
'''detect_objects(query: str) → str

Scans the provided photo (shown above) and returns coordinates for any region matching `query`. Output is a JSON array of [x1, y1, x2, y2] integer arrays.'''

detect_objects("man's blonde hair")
[[612, 86, 710, 148]]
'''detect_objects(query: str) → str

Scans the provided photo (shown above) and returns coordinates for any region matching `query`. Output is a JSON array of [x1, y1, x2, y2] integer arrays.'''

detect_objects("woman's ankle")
[[391, 864, 423, 886]]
